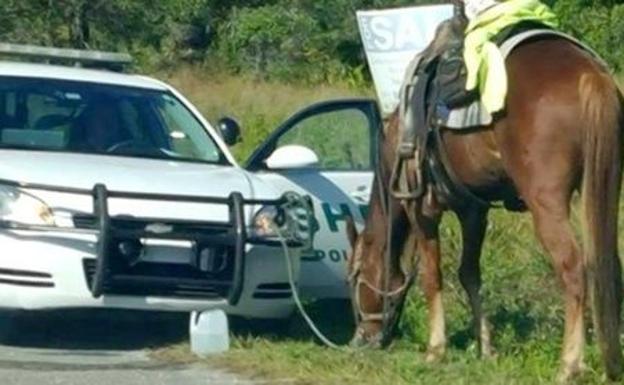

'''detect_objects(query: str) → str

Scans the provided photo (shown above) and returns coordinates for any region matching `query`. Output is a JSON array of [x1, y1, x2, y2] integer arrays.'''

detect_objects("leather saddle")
[[393, 19, 552, 208]]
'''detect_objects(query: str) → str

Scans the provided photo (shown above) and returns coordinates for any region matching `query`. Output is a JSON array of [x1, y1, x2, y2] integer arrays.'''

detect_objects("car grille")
[[72, 214, 97, 229], [82, 259, 223, 299]]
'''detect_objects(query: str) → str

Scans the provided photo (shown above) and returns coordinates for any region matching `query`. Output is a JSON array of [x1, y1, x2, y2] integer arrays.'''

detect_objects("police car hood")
[[0, 151, 278, 200], [0, 150, 279, 219]]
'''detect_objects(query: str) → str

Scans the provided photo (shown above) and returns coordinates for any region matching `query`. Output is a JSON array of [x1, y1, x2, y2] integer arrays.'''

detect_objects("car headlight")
[[0, 185, 55, 226], [251, 206, 285, 238], [250, 192, 316, 247]]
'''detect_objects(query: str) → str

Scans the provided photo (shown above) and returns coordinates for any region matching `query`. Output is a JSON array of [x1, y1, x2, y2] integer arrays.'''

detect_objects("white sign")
[[357, 5, 454, 115]]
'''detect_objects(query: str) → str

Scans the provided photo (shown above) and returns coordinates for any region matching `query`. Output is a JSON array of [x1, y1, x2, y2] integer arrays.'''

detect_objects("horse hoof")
[[349, 328, 383, 349], [556, 371, 575, 385], [556, 362, 585, 384], [480, 345, 497, 360], [425, 345, 445, 363]]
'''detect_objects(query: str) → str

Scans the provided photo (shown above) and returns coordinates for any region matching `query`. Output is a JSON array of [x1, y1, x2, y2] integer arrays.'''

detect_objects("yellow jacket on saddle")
[[464, 0, 558, 113]]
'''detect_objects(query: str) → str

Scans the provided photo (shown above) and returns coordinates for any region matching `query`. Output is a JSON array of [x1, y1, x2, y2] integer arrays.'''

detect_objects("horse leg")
[[456, 206, 493, 358], [417, 214, 445, 362], [528, 196, 585, 382]]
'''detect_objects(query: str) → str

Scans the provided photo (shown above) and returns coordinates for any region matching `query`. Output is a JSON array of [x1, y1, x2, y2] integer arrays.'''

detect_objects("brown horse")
[[346, 12, 624, 384]]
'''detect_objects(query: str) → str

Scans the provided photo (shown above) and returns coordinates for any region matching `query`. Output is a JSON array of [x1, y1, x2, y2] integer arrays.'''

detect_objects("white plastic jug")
[[189, 309, 230, 356]]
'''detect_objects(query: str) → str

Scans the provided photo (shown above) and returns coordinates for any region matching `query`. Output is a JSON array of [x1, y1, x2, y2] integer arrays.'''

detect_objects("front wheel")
[[229, 314, 294, 335], [0, 310, 21, 343]]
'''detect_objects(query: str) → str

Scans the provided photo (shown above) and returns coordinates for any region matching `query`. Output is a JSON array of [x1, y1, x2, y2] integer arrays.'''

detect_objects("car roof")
[[0, 61, 168, 91]]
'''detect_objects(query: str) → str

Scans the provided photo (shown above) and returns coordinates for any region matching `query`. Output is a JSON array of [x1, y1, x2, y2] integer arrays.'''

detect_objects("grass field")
[[152, 68, 624, 384]]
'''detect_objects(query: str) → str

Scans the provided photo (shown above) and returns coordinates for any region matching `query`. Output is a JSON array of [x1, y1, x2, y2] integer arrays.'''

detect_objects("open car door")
[[246, 99, 382, 299]]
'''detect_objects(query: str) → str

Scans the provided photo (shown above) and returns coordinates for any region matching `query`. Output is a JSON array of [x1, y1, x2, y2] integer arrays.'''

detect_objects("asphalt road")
[[0, 309, 263, 385]]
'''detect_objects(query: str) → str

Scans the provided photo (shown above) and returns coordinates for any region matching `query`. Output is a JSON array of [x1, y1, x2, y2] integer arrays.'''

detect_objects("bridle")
[[348, 122, 417, 344], [349, 261, 414, 322]]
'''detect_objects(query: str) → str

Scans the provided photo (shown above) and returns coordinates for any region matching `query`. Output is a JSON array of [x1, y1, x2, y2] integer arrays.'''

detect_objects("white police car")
[[0, 44, 379, 321]]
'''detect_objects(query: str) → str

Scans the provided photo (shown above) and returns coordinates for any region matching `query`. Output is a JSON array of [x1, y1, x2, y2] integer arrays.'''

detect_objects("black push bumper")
[[0, 179, 311, 306]]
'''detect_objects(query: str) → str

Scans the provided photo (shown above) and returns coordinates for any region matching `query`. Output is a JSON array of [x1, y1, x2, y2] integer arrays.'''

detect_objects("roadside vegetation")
[[2, 1, 624, 81]]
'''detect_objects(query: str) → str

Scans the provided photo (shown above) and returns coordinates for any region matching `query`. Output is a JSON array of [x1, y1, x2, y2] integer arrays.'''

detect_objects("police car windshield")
[[0, 77, 228, 164]]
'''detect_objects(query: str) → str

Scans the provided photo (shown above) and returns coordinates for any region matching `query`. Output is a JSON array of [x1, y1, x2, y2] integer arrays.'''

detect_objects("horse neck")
[[366, 117, 399, 227], [380, 112, 400, 178]]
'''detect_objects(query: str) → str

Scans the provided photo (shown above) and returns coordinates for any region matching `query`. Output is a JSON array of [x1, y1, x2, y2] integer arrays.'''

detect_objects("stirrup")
[[398, 142, 416, 159], [390, 155, 425, 200]]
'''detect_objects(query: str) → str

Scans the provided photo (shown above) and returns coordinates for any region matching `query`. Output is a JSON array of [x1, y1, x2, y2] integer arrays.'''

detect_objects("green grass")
[[150, 67, 624, 384]]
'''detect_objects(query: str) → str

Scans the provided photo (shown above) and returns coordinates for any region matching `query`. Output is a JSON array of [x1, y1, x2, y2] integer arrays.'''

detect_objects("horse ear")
[[346, 216, 359, 248]]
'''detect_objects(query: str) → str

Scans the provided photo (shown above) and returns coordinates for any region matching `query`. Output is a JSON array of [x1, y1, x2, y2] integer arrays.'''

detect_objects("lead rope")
[[381, 184, 393, 339], [272, 186, 409, 349], [266, 127, 405, 349], [374, 123, 400, 342], [274, 219, 413, 349], [271, 222, 344, 350]]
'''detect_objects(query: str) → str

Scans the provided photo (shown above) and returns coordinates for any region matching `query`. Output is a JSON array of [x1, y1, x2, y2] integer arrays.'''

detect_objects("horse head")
[[345, 191, 416, 349]]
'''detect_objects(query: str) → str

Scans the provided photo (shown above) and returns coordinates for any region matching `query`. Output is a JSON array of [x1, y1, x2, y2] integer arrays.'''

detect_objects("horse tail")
[[579, 70, 624, 380]]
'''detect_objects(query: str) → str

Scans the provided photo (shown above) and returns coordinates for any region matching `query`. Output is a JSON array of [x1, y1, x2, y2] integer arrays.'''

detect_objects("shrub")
[[553, 0, 624, 71], [217, 5, 330, 81]]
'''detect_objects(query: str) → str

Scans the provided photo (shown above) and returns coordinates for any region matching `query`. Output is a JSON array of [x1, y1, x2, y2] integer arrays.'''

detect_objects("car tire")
[[0, 309, 21, 344], [230, 314, 294, 335]]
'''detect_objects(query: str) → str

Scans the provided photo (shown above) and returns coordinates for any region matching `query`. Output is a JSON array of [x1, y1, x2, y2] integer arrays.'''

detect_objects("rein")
[[349, 122, 416, 343]]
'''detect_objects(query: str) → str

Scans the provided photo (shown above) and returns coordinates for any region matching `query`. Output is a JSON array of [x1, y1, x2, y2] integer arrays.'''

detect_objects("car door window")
[[275, 108, 372, 171], [153, 94, 222, 162]]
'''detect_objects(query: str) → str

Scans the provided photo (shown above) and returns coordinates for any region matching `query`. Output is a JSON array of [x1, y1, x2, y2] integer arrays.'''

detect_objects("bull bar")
[[0, 178, 313, 306]]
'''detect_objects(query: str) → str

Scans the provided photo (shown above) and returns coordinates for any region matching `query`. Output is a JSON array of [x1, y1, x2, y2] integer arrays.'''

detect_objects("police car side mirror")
[[265, 145, 319, 170], [217, 117, 241, 146]]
